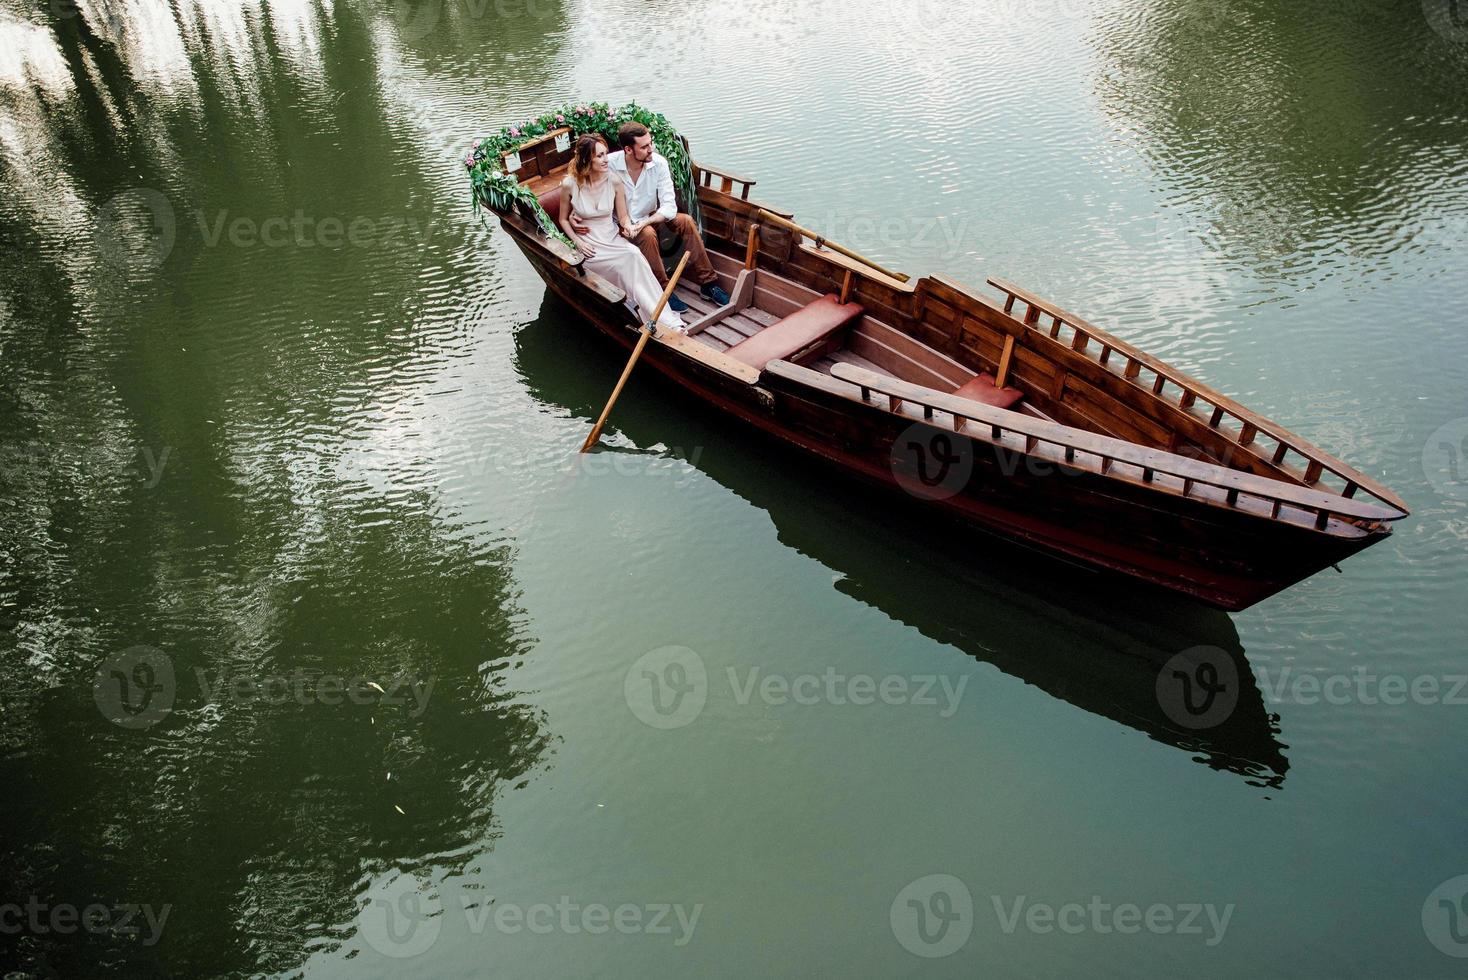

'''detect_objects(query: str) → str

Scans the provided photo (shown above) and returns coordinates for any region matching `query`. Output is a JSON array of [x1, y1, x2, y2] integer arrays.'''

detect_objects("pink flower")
[[464, 154, 474, 168], [556, 114, 565, 123], [509, 126, 521, 137]]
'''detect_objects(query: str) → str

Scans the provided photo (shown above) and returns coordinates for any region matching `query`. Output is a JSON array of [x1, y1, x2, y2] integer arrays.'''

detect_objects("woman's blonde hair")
[[571, 134, 609, 186]]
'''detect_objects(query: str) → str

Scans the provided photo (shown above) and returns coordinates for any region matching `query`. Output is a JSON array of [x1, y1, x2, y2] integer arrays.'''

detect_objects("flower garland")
[[465, 101, 701, 251]]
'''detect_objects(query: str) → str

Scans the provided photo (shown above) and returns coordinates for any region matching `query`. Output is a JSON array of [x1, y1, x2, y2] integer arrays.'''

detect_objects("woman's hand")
[[576, 237, 597, 258], [619, 221, 636, 240]]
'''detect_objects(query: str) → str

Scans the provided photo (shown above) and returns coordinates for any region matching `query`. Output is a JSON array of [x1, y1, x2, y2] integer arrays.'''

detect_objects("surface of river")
[[2, 0, 1468, 975]]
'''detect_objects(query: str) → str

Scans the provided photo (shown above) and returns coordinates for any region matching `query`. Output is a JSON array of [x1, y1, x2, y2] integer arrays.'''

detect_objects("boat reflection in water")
[[515, 294, 1289, 789]]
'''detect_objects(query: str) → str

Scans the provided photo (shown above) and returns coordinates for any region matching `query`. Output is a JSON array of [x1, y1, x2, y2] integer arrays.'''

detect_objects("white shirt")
[[607, 149, 677, 224]]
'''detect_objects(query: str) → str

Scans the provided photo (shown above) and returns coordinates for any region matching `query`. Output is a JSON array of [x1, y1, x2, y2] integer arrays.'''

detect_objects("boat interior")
[[508, 129, 1042, 417], [501, 126, 1408, 528]]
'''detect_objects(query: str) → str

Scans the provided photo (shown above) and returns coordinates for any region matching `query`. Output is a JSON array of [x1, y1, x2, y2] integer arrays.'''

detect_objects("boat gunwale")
[[765, 358, 1400, 531], [977, 275, 1410, 517]]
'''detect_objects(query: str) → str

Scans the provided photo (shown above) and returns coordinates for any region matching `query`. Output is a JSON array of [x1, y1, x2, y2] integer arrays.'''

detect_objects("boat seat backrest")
[[726, 294, 865, 370]]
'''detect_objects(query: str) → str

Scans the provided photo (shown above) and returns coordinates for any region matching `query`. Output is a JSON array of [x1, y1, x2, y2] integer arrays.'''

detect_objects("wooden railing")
[[754, 210, 912, 285], [694, 162, 757, 200], [984, 277, 1410, 516], [804, 361, 1406, 531]]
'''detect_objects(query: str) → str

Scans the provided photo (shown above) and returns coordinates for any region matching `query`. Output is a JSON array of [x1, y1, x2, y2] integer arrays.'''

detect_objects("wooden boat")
[[515, 304, 1290, 787], [479, 125, 1409, 611]]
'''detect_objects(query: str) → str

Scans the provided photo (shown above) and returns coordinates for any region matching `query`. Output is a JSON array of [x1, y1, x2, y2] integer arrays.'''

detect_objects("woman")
[[557, 134, 684, 332]]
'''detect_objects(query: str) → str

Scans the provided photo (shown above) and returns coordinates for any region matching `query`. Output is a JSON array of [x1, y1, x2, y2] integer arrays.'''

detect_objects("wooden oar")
[[579, 253, 691, 453]]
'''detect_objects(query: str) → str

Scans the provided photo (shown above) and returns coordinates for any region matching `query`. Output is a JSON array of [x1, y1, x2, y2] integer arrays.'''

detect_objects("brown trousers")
[[632, 213, 718, 288]]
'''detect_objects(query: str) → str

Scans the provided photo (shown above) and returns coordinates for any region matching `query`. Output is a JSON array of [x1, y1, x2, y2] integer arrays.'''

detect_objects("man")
[[604, 122, 729, 314]]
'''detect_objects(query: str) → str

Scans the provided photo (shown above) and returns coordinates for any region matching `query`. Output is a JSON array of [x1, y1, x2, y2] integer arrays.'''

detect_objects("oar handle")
[[579, 253, 692, 453]]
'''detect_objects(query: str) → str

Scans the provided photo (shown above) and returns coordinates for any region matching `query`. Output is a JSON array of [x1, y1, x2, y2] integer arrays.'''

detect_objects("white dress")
[[565, 176, 684, 332]]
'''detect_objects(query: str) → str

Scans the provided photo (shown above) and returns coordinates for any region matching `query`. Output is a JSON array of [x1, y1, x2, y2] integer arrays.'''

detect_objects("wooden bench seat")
[[952, 372, 1022, 410], [726, 294, 864, 370]]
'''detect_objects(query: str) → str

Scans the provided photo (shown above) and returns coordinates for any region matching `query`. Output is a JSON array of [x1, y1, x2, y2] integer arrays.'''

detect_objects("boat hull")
[[507, 229, 1386, 611]]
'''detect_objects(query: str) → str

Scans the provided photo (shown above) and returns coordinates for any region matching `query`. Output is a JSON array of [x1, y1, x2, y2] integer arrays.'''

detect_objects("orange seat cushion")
[[727, 294, 864, 370], [952, 372, 1022, 410]]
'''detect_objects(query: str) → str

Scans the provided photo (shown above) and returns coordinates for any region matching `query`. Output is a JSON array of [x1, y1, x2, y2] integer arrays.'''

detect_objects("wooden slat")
[[654, 328, 759, 378], [720, 313, 763, 338], [994, 335, 1016, 389], [743, 306, 781, 327], [703, 322, 746, 347], [819, 362, 1404, 524], [985, 275, 1409, 515]]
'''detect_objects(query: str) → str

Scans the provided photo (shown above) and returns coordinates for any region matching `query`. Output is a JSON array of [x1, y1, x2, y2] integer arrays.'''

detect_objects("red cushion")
[[537, 184, 563, 218], [728, 294, 864, 370], [952, 372, 1022, 410]]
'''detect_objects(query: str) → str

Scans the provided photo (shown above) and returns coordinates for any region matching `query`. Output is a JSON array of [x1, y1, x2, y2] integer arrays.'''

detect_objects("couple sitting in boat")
[[556, 122, 730, 332]]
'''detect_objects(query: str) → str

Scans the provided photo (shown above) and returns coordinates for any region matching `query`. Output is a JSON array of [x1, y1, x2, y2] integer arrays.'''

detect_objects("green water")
[[2, 0, 1467, 975]]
